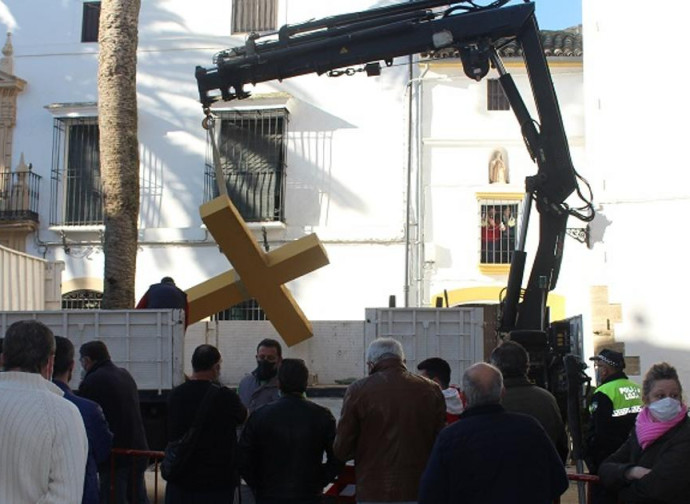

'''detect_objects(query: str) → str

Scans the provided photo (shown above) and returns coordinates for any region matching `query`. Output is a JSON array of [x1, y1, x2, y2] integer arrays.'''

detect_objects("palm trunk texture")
[[98, 0, 142, 308]]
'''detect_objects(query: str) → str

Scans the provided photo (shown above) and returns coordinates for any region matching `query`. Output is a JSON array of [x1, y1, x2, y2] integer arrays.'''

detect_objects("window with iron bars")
[[479, 199, 519, 264], [50, 117, 103, 226], [81, 2, 101, 43], [205, 109, 287, 222], [487, 78, 510, 111], [214, 299, 267, 321], [232, 0, 278, 33], [62, 289, 103, 310]]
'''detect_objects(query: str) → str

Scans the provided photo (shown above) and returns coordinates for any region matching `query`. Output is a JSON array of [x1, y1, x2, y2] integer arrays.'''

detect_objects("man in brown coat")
[[334, 337, 445, 504]]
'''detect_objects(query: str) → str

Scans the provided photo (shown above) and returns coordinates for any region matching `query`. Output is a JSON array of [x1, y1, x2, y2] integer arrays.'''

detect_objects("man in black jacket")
[[419, 362, 568, 504], [490, 340, 569, 462], [165, 344, 247, 503], [239, 358, 342, 504], [79, 340, 150, 504]]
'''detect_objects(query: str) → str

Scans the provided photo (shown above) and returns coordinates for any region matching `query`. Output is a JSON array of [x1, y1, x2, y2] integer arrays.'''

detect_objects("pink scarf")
[[635, 404, 688, 450]]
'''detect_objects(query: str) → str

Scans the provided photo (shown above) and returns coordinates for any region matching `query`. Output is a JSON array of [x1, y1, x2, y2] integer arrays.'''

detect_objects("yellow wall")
[[62, 277, 103, 294], [432, 286, 565, 321]]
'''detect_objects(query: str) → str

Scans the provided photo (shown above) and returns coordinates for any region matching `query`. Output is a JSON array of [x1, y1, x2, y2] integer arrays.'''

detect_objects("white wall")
[[583, 0, 690, 385], [0, 244, 45, 310], [185, 319, 367, 385], [4, 0, 409, 322], [2, 1, 597, 370], [419, 60, 589, 316]]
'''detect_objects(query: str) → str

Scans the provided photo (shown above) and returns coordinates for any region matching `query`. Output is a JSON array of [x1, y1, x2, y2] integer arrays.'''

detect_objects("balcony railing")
[[0, 170, 41, 222]]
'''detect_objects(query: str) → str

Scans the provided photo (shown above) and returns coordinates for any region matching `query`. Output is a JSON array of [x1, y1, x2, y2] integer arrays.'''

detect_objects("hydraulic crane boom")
[[195, 0, 592, 336], [196, 2, 595, 474]]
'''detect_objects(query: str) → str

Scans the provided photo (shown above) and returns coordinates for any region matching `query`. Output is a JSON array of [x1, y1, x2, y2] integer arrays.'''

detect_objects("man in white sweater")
[[0, 320, 88, 504]]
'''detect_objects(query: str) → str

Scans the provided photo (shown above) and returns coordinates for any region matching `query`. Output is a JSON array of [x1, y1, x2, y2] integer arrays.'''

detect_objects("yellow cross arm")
[[186, 196, 328, 346], [186, 234, 328, 325]]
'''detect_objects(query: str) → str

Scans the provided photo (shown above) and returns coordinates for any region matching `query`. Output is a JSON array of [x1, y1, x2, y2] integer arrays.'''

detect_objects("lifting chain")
[[328, 67, 360, 77]]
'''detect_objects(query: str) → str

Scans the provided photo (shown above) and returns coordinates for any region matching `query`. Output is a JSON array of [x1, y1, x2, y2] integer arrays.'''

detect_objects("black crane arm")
[[195, 0, 586, 334]]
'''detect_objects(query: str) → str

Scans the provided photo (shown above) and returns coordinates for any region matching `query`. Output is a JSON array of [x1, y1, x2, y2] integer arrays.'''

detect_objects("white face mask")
[[648, 397, 682, 422]]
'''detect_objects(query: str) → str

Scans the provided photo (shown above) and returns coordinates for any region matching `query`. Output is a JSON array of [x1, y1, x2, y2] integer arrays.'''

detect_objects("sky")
[[507, 0, 582, 30]]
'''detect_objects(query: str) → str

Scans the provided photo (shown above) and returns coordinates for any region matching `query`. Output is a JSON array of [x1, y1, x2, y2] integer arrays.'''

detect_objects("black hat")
[[589, 348, 625, 369]]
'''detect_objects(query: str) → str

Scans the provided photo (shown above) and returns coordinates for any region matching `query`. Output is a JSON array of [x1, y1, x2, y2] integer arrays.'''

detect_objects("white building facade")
[[582, 0, 690, 384], [1, 0, 618, 378], [4, 0, 415, 321]]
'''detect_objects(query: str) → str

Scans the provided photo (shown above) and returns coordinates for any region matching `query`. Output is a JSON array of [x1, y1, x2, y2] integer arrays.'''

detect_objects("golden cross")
[[185, 196, 329, 346]]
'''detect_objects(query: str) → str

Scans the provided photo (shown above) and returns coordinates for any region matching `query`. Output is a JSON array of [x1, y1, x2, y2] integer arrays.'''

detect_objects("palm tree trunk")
[[98, 0, 141, 308]]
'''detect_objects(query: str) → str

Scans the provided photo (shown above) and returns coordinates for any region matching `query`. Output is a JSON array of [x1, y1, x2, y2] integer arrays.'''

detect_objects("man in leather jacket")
[[334, 338, 445, 504], [239, 358, 342, 504]]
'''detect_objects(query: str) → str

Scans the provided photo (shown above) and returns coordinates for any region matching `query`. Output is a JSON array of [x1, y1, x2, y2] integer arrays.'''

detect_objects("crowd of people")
[[1, 320, 689, 504]]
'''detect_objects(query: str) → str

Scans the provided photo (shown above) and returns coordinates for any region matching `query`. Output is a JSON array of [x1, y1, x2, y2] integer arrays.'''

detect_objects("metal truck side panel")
[[0, 309, 185, 393]]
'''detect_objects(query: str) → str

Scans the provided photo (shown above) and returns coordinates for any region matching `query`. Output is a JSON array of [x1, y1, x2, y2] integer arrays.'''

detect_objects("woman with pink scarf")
[[599, 362, 690, 503]]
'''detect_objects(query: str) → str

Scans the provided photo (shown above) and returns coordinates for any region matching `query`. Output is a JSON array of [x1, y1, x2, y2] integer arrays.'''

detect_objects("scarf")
[[635, 404, 688, 450]]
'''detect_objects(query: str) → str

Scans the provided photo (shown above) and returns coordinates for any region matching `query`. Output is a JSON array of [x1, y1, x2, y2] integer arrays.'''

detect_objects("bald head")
[[462, 362, 504, 408]]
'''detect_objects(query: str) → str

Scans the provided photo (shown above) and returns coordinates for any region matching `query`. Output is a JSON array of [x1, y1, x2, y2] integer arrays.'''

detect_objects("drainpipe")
[[404, 58, 430, 308], [404, 54, 414, 308]]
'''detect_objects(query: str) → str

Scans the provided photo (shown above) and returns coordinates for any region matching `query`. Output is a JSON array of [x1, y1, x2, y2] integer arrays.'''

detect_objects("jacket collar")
[[602, 370, 628, 385], [250, 371, 279, 387], [84, 358, 114, 379], [0, 371, 64, 396], [52, 379, 74, 395], [279, 391, 307, 400], [370, 358, 406, 374], [460, 403, 504, 419], [503, 375, 533, 388]]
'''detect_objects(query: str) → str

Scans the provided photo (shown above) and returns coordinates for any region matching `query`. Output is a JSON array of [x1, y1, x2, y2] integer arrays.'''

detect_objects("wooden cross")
[[185, 196, 329, 346]]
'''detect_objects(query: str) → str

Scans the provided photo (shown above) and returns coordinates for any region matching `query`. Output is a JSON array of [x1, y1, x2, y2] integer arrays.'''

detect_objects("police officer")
[[585, 348, 642, 503]]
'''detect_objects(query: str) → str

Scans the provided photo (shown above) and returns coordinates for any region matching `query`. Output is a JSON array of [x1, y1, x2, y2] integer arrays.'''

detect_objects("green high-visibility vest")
[[591, 378, 642, 417]]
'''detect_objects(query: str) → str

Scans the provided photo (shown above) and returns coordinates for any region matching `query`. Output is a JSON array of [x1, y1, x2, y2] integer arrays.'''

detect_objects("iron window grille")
[[232, 0, 278, 33], [479, 199, 519, 264], [82, 2, 101, 43], [213, 299, 267, 321], [204, 108, 287, 223], [487, 78, 510, 111], [62, 289, 103, 309], [50, 117, 104, 226]]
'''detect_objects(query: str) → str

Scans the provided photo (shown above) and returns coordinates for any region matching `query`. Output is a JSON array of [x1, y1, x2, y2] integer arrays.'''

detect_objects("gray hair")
[[462, 362, 503, 408], [366, 338, 405, 366]]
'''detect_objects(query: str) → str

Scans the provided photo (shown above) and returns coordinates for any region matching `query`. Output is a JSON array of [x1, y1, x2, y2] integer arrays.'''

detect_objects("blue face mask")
[[648, 397, 682, 422]]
